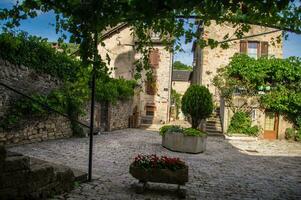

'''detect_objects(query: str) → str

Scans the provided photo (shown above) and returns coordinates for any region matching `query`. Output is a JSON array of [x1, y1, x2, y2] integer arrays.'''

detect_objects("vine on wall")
[[0, 33, 136, 136]]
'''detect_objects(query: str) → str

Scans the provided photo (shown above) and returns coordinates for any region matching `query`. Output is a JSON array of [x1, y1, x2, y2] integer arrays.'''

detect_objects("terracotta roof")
[[172, 70, 192, 82]]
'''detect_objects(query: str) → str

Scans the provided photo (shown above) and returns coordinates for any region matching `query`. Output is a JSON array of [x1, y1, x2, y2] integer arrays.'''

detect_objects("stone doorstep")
[[225, 134, 258, 141], [206, 132, 225, 138]]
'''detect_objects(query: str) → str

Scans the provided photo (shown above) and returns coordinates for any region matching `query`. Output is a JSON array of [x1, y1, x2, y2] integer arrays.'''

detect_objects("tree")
[[213, 54, 301, 129], [181, 85, 213, 129], [173, 61, 192, 71], [1, 0, 300, 180]]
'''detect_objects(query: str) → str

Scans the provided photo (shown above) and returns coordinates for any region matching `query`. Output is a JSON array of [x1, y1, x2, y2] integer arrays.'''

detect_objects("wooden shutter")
[[240, 41, 247, 54], [261, 41, 269, 57], [149, 49, 160, 68], [145, 80, 157, 95]]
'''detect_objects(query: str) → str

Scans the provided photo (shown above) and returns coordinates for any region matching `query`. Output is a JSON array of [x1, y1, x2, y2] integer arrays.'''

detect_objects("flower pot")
[[129, 163, 188, 185], [162, 132, 207, 153]]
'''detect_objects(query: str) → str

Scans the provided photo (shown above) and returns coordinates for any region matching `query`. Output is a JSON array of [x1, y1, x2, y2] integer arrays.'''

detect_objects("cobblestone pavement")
[[9, 129, 301, 200]]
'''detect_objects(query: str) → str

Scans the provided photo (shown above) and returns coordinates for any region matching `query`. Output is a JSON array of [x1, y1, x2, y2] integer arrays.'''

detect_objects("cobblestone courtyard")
[[9, 129, 301, 200]]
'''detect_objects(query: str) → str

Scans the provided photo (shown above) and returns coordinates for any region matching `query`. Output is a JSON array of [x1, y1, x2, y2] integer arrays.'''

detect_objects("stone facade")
[[0, 146, 75, 200], [99, 25, 173, 125], [192, 21, 282, 102], [192, 21, 292, 139], [220, 97, 293, 139], [0, 115, 72, 146], [171, 70, 192, 120]]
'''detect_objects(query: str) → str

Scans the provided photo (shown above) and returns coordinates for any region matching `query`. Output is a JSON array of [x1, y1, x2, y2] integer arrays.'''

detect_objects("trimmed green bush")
[[159, 125, 206, 137], [285, 128, 301, 142], [227, 111, 260, 136], [181, 85, 213, 128], [183, 128, 206, 136], [159, 125, 182, 136]]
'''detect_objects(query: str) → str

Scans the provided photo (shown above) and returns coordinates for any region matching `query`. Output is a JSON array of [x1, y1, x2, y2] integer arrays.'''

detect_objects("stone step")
[[206, 128, 222, 133], [71, 168, 88, 183], [206, 124, 221, 128], [206, 119, 221, 123], [206, 132, 224, 137], [30, 157, 87, 183], [207, 118, 221, 122], [140, 124, 161, 131]]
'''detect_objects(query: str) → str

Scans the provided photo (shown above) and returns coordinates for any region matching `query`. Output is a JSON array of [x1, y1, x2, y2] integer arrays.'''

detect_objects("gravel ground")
[[9, 128, 301, 200]]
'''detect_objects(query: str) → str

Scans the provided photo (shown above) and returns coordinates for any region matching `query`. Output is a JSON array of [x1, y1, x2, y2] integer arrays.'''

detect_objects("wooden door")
[[263, 112, 279, 140]]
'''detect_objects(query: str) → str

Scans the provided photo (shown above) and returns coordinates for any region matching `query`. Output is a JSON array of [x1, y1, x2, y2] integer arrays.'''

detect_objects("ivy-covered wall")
[[0, 60, 72, 145], [0, 32, 138, 144]]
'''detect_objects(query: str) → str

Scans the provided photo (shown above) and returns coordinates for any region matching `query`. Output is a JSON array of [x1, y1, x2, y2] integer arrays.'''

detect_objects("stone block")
[[0, 170, 28, 188], [0, 145, 6, 161], [3, 155, 30, 172], [28, 163, 55, 191], [53, 165, 75, 193], [0, 187, 19, 200]]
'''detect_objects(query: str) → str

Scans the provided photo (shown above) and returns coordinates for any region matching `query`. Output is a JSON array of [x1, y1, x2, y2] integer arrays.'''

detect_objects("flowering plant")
[[132, 154, 186, 171]]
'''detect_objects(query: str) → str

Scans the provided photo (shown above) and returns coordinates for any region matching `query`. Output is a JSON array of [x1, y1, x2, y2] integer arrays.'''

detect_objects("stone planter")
[[129, 163, 188, 197], [162, 132, 207, 153], [129, 163, 188, 185]]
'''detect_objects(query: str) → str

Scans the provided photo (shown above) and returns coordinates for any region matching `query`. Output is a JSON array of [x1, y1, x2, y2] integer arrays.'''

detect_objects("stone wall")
[[108, 100, 133, 131], [0, 115, 72, 146], [0, 59, 61, 118], [0, 59, 72, 145], [0, 146, 75, 200]]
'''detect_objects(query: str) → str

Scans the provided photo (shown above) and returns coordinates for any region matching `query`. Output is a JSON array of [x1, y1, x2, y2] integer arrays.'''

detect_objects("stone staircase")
[[140, 116, 162, 131], [205, 108, 224, 137], [0, 146, 87, 200]]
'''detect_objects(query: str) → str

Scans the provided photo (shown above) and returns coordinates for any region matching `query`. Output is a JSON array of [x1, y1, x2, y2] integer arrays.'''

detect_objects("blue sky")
[[1, 0, 301, 66]]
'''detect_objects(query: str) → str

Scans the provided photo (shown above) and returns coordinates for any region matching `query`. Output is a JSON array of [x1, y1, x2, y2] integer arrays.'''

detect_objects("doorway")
[[263, 112, 279, 139]]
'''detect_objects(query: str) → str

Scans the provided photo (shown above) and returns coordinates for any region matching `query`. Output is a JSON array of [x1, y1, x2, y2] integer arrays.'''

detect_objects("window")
[[145, 105, 156, 116], [240, 41, 269, 58], [247, 42, 258, 59]]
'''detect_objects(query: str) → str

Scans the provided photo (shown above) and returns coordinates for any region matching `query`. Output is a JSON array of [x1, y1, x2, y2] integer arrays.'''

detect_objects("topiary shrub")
[[183, 128, 206, 136], [159, 125, 206, 137], [159, 125, 182, 136], [227, 111, 260, 136], [181, 85, 213, 129]]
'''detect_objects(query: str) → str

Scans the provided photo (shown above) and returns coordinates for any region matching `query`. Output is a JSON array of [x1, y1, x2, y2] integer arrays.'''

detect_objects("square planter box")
[[162, 132, 207, 153], [129, 163, 188, 185]]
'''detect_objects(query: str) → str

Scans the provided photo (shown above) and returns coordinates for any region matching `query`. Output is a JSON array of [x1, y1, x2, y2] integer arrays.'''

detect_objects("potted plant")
[[160, 126, 208, 153], [129, 154, 188, 197], [161, 85, 213, 153]]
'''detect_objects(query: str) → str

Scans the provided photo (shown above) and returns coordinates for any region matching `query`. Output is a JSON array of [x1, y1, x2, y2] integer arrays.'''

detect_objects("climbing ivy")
[[0, 32, 81, 81], [213, 54, 301, 129], [171, 89, 182, 119], [0, 33, 136, 135]]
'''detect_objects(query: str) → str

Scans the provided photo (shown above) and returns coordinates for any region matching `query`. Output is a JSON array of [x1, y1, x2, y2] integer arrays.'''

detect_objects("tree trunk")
[[191, 118, 199, 129]]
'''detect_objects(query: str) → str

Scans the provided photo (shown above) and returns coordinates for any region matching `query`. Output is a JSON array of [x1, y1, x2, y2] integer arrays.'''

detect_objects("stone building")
[[192, 21, 292, 139], [171, 70, 191, 120], [99, 24, 173, 126]]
